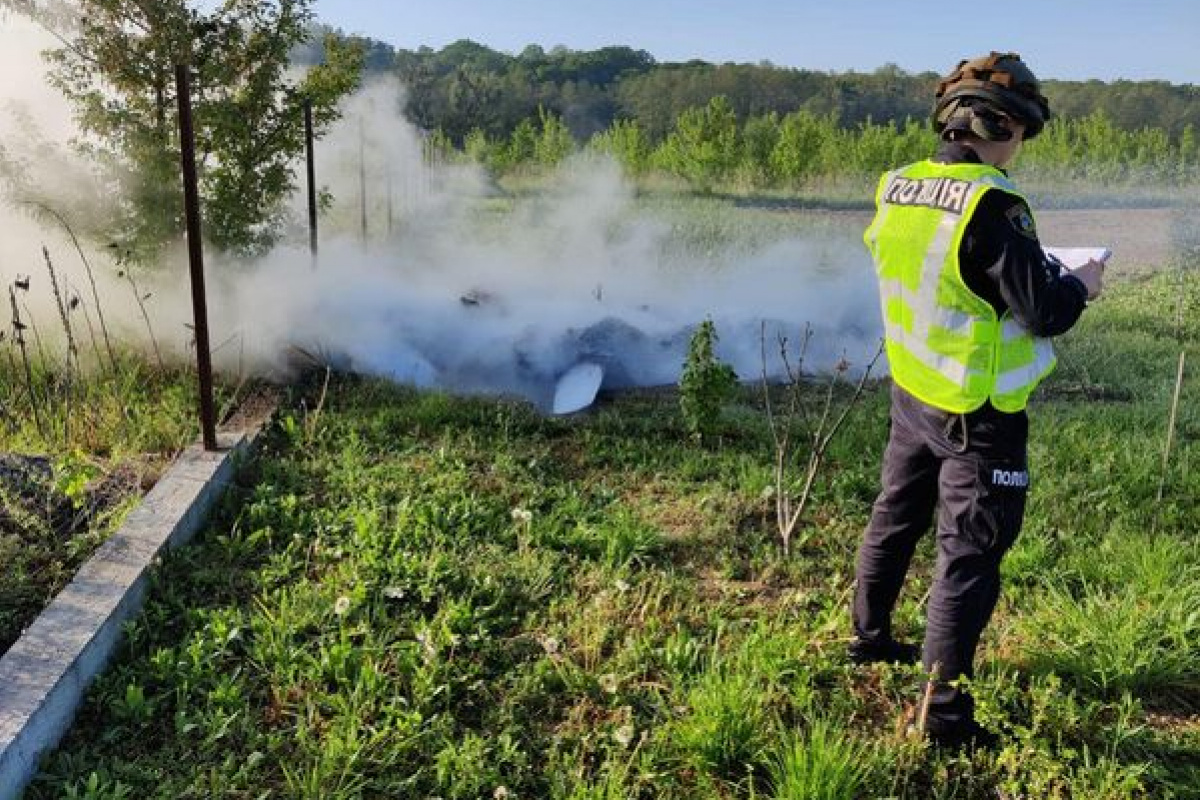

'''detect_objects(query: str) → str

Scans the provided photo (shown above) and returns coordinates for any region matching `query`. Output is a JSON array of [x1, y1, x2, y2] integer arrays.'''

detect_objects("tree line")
[[297, 31, 1200, 145], [428, 96, 1200, 195]]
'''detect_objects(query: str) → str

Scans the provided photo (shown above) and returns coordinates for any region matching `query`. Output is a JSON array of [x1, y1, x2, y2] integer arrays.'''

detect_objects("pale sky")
[[312, 0, 1199, 84]]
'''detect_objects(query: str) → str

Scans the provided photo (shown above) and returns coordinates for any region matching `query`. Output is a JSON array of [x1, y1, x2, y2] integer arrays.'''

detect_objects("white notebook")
[[1043, 246, 1112, 271]]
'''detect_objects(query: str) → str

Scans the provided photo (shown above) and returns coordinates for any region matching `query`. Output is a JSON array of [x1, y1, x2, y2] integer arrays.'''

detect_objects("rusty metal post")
[[303, 98, 318, 262], [174, 64, 218, 451]]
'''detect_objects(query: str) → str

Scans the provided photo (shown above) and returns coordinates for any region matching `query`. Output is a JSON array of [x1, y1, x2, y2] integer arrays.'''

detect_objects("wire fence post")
[[174, 63, 218, 451], [358, 116, 368, 246], [304, 98, 319, 264]]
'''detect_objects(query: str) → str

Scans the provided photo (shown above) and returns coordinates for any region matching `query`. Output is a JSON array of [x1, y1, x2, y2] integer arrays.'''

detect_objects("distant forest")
[[294, 31, 1200, 145]]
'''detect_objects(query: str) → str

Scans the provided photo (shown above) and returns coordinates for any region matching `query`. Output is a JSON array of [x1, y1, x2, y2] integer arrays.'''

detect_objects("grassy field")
[[18, 266, 1199, 798]]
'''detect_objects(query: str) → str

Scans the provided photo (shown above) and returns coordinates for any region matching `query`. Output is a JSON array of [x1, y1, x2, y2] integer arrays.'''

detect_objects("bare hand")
[[1070, 258, 1106, 301]]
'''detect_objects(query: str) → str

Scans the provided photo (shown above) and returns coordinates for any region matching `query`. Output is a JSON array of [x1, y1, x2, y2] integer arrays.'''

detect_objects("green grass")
[[0, 333, 236, 652], [1, 228, 244, 652], [19, 270, 1200, 799], [768, 717, 879, 800], [0, 450, 138, 653]]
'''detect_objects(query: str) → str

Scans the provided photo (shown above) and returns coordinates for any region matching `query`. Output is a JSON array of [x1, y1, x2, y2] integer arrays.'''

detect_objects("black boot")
[[847, 637, 920, 666], [921, 717, 1000, 752]]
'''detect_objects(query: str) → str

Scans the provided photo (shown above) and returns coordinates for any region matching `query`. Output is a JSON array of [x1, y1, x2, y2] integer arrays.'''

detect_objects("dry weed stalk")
[[1155, 263, 1194, 510], [20, 296, 50, 383], [1155, 347, 1185, 510], [213, 333, 250, 427], [9, 283, 45, 438], [760, 322, 883, 555], [43, 246, 78, 441], [43, 246, 78, 367], [70, 279, 107, 366], [302, 366, 332, 443], [20, 200, 116, 370], [0, 332, 17, 432], [119, 267, 163, 369], [915, 661, 940, 734]]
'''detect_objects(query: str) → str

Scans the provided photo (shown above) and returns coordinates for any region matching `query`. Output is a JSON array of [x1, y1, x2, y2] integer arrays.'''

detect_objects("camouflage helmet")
[[933, 52, 1051, 140]]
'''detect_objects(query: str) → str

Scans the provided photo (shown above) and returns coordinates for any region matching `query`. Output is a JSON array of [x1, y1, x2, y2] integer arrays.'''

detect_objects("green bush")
[[679, 318, 738, 439]]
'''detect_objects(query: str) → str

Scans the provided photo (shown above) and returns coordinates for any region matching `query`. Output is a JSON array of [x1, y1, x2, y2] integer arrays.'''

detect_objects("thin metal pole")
[[359, 116, 368, 245], [303, 98, 318, 262], [175, 64, 217, 451], [387, 169, 394, 237]]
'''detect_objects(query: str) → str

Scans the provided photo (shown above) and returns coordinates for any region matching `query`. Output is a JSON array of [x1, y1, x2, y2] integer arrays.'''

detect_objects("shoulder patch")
[[1005, 203, 1038, 240]]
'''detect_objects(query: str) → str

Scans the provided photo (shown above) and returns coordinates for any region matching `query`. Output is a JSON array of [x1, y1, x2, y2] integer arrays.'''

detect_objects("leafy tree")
[[433, 38, 510, 75], [504, 118, 538, 169], [4, 0, 363, 259], [848, 119, 904, 176], [654, 96, 740, 192], [1179, 124, 1198, 180], [588, 118, 651, 175], [738, 112, 781, 188], [442, 67, 506, 143], [462, 127, 495, 167], [770, 110, 835, 184], [534, 107, 574, 167], [557, 79, 618, 139]]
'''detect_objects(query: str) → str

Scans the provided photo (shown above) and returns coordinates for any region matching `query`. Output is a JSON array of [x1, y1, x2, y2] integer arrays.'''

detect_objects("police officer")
[[849, 52, 1106, 749]]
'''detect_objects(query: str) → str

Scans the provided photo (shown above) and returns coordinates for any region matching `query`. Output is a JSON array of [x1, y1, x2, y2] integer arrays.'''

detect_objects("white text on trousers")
[[992, 469, 1029, 488]]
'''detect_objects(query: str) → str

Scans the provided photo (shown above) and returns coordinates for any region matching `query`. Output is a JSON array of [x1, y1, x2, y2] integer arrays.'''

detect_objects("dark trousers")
[[853, 382, 1029, 729]]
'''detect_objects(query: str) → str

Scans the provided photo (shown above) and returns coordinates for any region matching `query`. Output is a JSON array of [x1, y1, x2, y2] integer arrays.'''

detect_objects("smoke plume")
[[1, 37, 883, 411]]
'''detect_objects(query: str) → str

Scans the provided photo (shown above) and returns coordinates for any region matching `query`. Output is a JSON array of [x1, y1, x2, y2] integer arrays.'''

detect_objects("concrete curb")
[[0, 431, 255, 800]]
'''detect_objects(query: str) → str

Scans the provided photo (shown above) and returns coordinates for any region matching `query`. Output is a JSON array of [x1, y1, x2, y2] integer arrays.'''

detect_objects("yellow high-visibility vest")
[[864, 160, 1056, 413]]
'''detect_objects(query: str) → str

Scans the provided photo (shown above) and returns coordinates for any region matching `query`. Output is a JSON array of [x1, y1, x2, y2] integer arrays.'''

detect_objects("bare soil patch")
[[1037, 206, 1197, 276]]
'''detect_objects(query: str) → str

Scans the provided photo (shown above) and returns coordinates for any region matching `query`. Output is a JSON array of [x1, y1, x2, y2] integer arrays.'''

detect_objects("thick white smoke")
[[1, 20, 92, 297], [0, 16, 169, 350], [1, 38, 883, 411], [206, 74, 883, 408]]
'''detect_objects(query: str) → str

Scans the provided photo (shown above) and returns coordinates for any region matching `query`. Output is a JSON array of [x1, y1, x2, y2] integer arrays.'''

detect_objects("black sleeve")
[[959, 190, 1089, 337]]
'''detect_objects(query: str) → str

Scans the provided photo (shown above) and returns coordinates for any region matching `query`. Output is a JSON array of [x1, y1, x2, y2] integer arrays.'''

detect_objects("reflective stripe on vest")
[[865, 161, 1056, 413], [996, 319, 1056, 395]]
